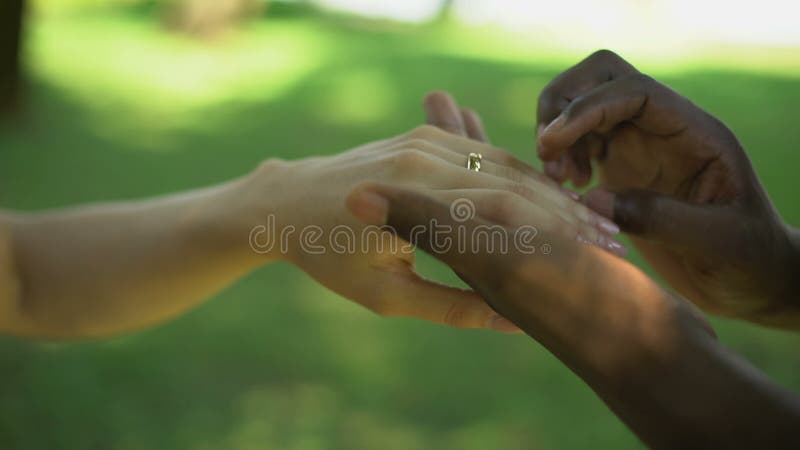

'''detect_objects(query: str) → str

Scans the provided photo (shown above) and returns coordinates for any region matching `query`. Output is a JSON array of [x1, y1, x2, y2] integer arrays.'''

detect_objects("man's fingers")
[[424, 91, 466, 136], [538, 73, 654, 161], [584, 188, 747, 255], [536, 49, 638, 127], [375, 270, 520, 332], [461, 108, 489, 142], [544, 160, 565, 183], [568, 133, 603, 187]]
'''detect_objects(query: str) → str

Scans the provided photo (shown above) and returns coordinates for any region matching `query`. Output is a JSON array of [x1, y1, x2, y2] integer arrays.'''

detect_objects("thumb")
[[377, 270, 521, 333], [583, 188, 745, 253]]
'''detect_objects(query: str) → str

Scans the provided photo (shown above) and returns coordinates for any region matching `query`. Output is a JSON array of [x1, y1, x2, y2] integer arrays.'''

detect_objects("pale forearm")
[[0, 172, 273, 339]]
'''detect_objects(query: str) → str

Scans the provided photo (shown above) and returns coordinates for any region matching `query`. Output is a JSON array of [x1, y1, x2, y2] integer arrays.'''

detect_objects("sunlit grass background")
[[1, 2, 800, 449]]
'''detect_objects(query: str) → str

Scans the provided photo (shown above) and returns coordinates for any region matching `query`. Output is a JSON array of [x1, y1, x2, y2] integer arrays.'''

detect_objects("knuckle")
[[590, 49, 620, 61], [366, 297, 398, 318], [626, 72, 655, 90], [589, 49, 639, 76], [442, 302, 472, 328], [254, 157, 284, 175], [403, 138, 431, 152], [537, 91, 559, 119], [407, 124, 441, 140], [390, 149, 434, 177]]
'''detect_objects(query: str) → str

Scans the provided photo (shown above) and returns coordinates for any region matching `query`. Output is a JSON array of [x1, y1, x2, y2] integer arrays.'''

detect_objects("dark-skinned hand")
[[536, 50, 800, 327]]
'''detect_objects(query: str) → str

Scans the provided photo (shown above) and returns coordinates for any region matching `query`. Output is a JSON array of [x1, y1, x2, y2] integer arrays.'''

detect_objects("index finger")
[[424, 91, 466, 136], [537, 49, 638, 127], [461, 107, 489, 143]]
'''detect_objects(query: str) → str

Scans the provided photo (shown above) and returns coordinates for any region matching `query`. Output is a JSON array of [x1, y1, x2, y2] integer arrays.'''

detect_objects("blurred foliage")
[[31, 0, 315, 17], [2, 7, 800, 450], [31, 0, 154, 14]]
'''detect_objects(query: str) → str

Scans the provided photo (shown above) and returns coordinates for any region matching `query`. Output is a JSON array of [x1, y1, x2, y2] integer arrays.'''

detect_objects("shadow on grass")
[[1, 16, 800, 450]]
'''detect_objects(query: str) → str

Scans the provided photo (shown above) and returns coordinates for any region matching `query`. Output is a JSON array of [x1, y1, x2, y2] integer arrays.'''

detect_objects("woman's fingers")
[[384, 138, 543, 191], [424, 91, 466, 135], [424, 91, 488, 142], [383, 140, 621, 241], [428, 188, 626, 256], [460, 107, 489, 142], [422, 92, 547, 181], [384, 124, 555, 188]]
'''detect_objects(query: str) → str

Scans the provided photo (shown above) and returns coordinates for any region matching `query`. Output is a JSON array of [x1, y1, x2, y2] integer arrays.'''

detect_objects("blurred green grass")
[[1, 10, 800, 450]]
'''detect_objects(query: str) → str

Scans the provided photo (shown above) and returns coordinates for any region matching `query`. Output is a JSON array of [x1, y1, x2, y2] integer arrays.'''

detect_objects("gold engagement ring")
[[467, 152, 482, 172]]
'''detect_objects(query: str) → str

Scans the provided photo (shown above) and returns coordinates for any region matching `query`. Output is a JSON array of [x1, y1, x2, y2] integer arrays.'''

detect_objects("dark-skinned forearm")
[[485, 251, 800, 450]]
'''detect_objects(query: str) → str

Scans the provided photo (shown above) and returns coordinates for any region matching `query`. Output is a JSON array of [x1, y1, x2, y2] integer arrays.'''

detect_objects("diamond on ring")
[[467, 152, 482, 172]]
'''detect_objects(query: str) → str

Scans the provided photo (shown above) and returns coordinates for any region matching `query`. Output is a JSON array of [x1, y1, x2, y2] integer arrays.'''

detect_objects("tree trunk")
[[163, 0, 266, 39], [0, 0, 24, 115], [435, 0, 455, 22]]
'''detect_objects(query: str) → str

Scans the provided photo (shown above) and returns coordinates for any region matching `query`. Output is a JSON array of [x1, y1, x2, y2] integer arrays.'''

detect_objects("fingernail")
[[536, 123, 545, 137], [561, 187, 581, 201], [490, 315, 521, 333], [606, 239, 628, 257], [348, 190, 388, 226], [543, 114, 566, 134], [597, 217, 620, 235]]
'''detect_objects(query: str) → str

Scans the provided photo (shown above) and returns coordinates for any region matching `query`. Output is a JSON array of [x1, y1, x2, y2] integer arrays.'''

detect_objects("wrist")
[[187, 158, 294, 267], [239, 158, 298, 264], [743, 222, 800, 328]]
